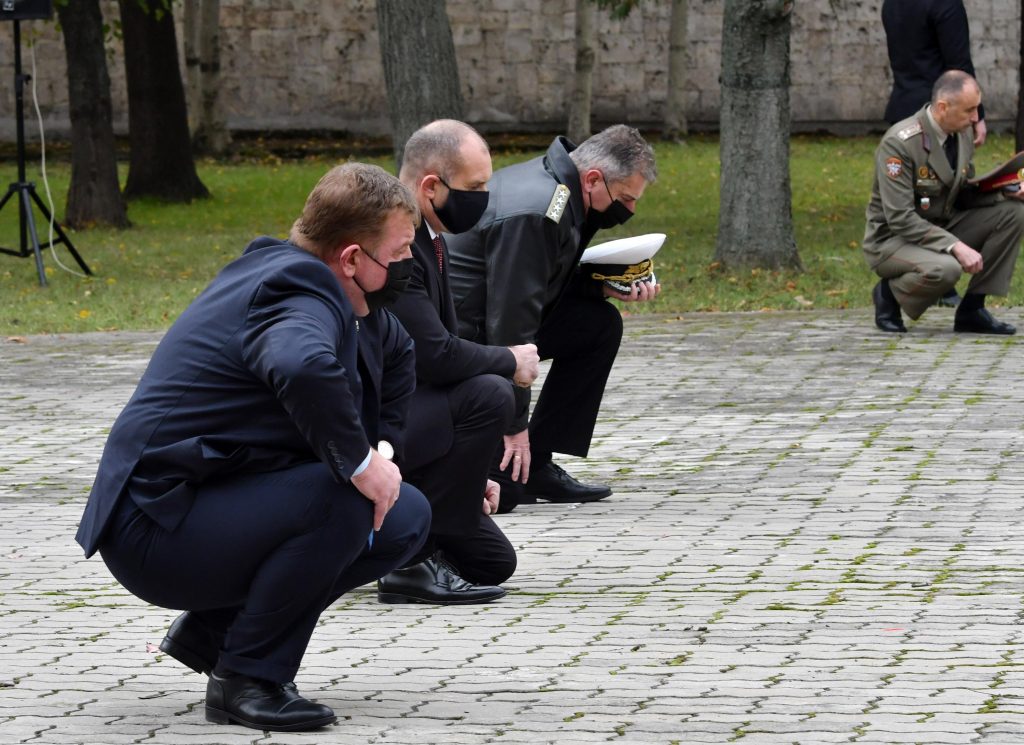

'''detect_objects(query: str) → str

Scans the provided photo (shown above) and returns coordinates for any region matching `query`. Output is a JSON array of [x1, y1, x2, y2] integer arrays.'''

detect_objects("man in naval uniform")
[[864, 70, 1024, 334], [446, 124, 659, 511]]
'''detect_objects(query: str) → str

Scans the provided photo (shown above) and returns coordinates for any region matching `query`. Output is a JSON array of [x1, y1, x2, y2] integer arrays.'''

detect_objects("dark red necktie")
[[431, 234, 444, 274]]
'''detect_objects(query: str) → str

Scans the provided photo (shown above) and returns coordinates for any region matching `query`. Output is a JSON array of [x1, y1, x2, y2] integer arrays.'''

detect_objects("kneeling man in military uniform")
[[864, 69, 1024, 334]]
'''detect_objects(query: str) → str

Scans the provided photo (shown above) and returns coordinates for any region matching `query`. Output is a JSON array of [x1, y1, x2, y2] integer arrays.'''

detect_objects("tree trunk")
[[663, 0, 689, 142], [194, 0, 231, 155], [119, 0, 209, 201], [55, 0, 128, 229], [183, 0, 201, 133], [1017, 0, 1024, 151], [567, 0, 596, 145], [377, 0, 464, 169], [714, 0, 801, 271]]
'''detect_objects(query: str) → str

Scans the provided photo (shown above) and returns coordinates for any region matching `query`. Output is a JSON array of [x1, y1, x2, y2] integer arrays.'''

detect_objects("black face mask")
[[355, 249, 414, 312], [433, 176, 490, 234], [587, 176, 634, 230]]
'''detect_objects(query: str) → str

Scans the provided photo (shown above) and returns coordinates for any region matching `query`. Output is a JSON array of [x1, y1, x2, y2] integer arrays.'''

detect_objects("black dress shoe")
[[160, 611, 223, 675], [377, 557, 506, 605], [524, 462, 612, 503], [937, 289, 962, 308], [872, 279, 907, 333], [205, 672, 336, 731], [954, 307, 1017, 335]]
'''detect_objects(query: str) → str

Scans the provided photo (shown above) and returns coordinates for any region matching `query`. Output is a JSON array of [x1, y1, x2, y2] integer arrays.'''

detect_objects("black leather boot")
[[205, 672, 336, 731], [872, 279, 906, 333]]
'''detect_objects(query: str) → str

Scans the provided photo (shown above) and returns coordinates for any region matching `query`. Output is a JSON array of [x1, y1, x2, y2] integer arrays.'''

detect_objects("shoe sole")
[[377, 589, 506, 605], [954, 326, 1016, 335], [205, 705, 336, 731], [525, 490, 612, 503], [159, 635, 213, 675]]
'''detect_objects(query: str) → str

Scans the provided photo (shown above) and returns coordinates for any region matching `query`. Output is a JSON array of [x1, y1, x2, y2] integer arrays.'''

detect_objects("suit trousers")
[[873, 200, 1024, 319], [404, 374, 516, 584], [99, 461, 430, 683]]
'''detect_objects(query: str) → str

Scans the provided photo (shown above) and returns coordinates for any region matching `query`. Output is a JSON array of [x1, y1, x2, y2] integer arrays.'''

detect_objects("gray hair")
[[931, 69, 979, 105], [569, 124, 658, 184], [399, 119, 488, 185]]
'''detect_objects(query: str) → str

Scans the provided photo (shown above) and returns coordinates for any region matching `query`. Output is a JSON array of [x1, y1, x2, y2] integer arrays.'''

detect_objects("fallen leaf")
[[793, 295, 814, 307], [146, 643, 160, 654], [5, 336, 27, 344]]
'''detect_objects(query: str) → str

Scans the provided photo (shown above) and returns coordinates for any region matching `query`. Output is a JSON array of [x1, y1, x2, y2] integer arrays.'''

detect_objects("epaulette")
[[544, 184, 570, 223], [897, 122, 922, 141]]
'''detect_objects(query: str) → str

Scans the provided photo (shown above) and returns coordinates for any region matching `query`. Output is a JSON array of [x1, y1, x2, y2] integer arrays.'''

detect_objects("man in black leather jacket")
[[446, 125, 659, 510]]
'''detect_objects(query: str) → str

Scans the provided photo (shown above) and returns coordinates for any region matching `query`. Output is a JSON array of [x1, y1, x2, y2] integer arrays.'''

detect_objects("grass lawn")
[[0, 133, 1021, 335]]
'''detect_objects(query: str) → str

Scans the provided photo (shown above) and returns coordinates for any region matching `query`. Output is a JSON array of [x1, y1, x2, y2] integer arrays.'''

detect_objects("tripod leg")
[[20, 188, 47, 287], [29, 188, 92, 276], [0, 184, 16, 212]]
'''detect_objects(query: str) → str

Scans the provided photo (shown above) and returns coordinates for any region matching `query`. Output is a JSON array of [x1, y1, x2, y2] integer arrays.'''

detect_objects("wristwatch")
[[377, 440, 394, 461]]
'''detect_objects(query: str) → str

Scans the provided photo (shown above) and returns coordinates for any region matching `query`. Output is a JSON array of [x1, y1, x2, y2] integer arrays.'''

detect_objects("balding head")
[[931, 69, 979, 106], [399, 119, 489, 186], [399, 119, 492, 234], [930, 70, 981, 136]]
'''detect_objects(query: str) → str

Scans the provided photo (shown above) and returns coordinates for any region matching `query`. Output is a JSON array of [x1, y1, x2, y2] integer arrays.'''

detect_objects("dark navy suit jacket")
[[389, 224, 514, 469], [76, 237, 415, 558], [882, 0, 983, 123]]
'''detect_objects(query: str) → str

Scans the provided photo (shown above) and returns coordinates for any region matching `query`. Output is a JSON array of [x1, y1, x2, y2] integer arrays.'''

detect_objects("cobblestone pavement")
[[3, 309, 1024, 744]]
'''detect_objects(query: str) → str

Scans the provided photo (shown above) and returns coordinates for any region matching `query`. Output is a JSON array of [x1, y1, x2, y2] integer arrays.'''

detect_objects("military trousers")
[[872, 199, 1024, 319]]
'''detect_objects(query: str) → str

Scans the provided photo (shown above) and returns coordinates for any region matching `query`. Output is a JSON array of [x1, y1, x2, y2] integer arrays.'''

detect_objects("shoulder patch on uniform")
[[897, 122, 922, 140], [885, 157, 903, 179], [544, 184, 571, 223]]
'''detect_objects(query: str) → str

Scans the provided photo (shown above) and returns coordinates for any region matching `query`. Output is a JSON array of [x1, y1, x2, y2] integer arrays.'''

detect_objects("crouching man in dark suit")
[[379, 120, 540, 604], [74, 163, 431, 732]]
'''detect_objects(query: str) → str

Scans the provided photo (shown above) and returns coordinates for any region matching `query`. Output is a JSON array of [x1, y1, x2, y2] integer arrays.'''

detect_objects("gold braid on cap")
[[589, 259, 654, 284]]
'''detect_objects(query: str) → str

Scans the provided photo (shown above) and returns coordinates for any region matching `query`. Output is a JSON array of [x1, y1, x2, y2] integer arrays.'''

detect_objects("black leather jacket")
[[447, 136, 604, 431]]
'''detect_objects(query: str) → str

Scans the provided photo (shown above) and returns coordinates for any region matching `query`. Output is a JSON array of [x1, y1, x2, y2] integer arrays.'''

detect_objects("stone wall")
[[0, 0, 1019, 141]]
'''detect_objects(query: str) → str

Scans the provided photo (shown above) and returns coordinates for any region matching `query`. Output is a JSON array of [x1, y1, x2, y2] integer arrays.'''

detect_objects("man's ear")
[[420, 174, 442, 200], [582, 168, 603, 192], [333, 244, 361, 279]]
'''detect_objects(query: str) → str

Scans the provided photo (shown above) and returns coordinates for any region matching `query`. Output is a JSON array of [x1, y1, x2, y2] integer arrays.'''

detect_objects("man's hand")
[[973, 119, 988, 147], [350, 449, 402, 531], [500, 429, 531, 483], [603, 280, 662, 303], [509, 343, 540, 387], [482, 479, 500, 515], [951, 241, 983, 274]]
